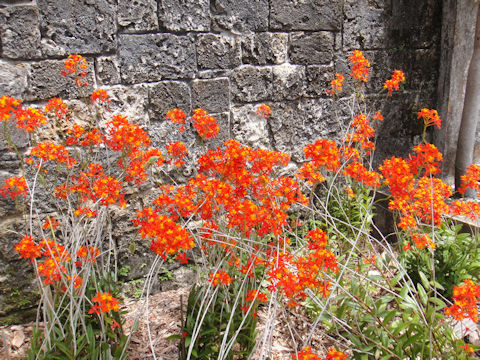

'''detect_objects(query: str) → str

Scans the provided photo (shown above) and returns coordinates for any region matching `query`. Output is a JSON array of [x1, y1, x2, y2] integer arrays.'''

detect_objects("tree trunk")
[[455, 3, 480, 194]]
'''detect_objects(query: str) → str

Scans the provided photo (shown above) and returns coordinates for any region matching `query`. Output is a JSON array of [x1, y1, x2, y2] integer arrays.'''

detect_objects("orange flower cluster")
[[343, 161, 381, 188], [105, 115, 150, 154], [408, 143, 442, 176], [44, 98, 67, 118], [326, 73, 345, 95], [66, 124, 103, 147], [445, 279, 480, 322], [42, 217, 60, 230], [0, 176, 27, 199], [166, 108, 187, 124], [298, 139, 341, 184], [91, 89, 110, 104], [209, 270, 232, 286], [383, 70, 405, 96], [349, 50, 370, 82], [192, 108, 219, 139], [458, 164, 480, 195], [89, 292, 120, 315], [411, 233, 435, 250], [133, 208, 194, 260], [14, 235, 42, 262], [61, 54, 88, 87], [294, 347, 347, 360], [166, 141, 188, 167], [344, 114, 376, 153], [417, 108, 441, 129], [15, 108, 47, 132], [256, 104, 272, 119], [29, 141, 77, 168], [0, 95, 21, 121]]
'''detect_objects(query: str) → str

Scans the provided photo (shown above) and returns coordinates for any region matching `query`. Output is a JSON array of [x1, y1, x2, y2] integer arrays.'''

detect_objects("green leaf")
[[417, 283, 428, 305]]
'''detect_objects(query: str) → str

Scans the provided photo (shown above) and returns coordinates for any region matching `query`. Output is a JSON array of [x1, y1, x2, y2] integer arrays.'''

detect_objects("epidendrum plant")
[[2, 49, 480, 360]]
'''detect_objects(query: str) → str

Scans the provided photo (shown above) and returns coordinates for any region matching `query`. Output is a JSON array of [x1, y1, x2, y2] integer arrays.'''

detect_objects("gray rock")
[[25, 59, 95, 102], [343, 0, 387, 51], [37, 0, 116, 56], [269, 99, 340, 161], [0, 122, 28, 153], [272, 64, 305, 101], [103, 85, 150, 126], [95, 56, 121, 86], [0, 61, 29, 98], [210, 0, 268, 32], [159, 0, 210, 32], [118, 34, 196, 84], [0, 5, 41, 59], [231, 104, 270, 148], [289, 32, 334, 65], [148, 81, 191, 122], [118, 0, 158, 33], [241, 33, 288, 65], [192, 78, 230, 114], [231, 65, 273, 103], [305, 65, 335, 97], [270, 0, 342, 31], [197, 34, 241, 70], [198, 69, 234, 79]]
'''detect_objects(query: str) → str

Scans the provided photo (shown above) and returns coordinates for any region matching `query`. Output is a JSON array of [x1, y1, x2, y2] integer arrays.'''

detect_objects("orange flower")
[[89, 292, 120, 314], [445, 279, 480, 322], [42, 217, 59, 230], [411, 233, 435, 250], [15, 108, 46, 132], [349, 50, 370, 82], [209, 270, 232, 286], [44, 98, 67, 118], [383, 69, 405, 96], [166, 108, 187, 124], [0, 95, 21, 122], [61, 54, 88, 86], [418, 108, 441, 129], [256, 104, 272, 119], [245, 290, 268, 303], [326, 73, 345, 95], [166, 141, 188, 167], [91, 89, 110, 104], [14, 235, 42, 261], [0, 176, 27, 199], [192, 108, 219, 139], [458, 164, 480, 195], [29, 141, 76, 167], [343, 161, 381, 188]]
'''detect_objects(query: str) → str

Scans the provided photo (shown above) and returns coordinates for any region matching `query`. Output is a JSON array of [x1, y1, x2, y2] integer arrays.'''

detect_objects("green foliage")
[[401, 223, 480, 298], [178, 283, 258, 360]]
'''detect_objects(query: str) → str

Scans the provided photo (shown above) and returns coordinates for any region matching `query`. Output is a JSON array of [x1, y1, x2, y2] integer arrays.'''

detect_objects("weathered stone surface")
[[241, 33, 288, 65], [148, 81, 191, 122], [269, 99, 340, 160], [0, 171, 25, 217], [210, 0, 268, 32], [197, 34, 241, 70], [192, 78, 230, 113], [232, 104, 270, 148], [25, 59, 95, 102], [206, 112, 230, 149], [95, 56, 121, 86], [270, 0, 342, 31], [272, 64, 305, 101], [305, 65, 335, 97], [104, 85, 150, 126], [198, 69, 233, 79], [118, 0, 158, 33], [289, 32, 334, 65], [38, 0, 116, 56], [0, 61, 29, 98], [343, 0, 387, 51], [0, 5, 41, 59], [159, 0, 210, 32], [119, 34, 196, 84], [0, 123, 28, 154], [231, 66, 273, 103]]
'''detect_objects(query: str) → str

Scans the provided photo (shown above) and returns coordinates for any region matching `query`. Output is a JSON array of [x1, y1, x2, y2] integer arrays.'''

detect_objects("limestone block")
[[0, 5, 41, 59], [118, 0, 158, 33], [231, 66, 273, 103], [197, 34, 241, 70], [38, 0, 116, 56], [210, 0, 268, 32], [192, 78, 230, 114], [241, 33, 288, 65], [289, 32, 334, 65], [95, 56, 121, 86], [118, 34, 196, 84], [25, 59, 95, 102], [272, 64, 305, 101], [305, 65, 335, 98], [103, 85, 150, 126], [0, 61, 29, 98], [148, 81, 191, 122], [232, 104, 270, 148], [270, 0, 342, 31], [159, 0, 210, 32]]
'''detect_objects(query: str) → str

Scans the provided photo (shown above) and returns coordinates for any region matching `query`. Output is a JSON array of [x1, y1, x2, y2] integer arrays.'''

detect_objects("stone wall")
[[0, 0, 442, 322]]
